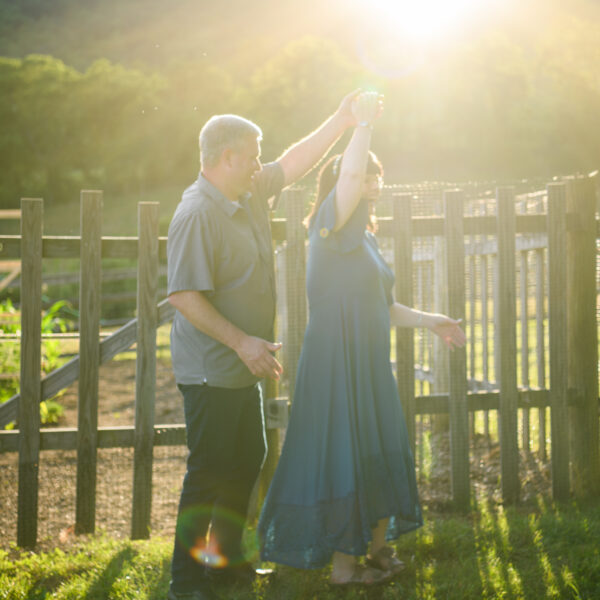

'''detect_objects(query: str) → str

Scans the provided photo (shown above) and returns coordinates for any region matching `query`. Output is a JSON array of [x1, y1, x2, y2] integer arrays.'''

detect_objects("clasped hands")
[[336, 89, 384, 129]]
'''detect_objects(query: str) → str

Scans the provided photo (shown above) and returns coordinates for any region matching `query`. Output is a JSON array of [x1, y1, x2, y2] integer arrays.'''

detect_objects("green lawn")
[[2, 498, 599, 600]]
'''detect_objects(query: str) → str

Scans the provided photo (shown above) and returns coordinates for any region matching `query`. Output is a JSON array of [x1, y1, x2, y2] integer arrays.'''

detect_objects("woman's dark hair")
[[305, 151, 384, 229]]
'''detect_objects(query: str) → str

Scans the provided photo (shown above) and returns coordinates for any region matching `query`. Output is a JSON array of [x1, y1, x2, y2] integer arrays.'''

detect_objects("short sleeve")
[[251, 162, 285, 210], [309, 186, 367, 253], [167, 210, 215, 295]]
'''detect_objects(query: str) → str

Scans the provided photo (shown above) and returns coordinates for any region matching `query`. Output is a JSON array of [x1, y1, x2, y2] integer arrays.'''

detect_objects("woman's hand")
[[425, 314, 466, 350], [351, 91, 384, 127]]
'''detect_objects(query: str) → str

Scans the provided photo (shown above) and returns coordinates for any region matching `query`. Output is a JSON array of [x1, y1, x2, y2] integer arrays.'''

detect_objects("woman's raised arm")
[[333, 92, 383, 231]]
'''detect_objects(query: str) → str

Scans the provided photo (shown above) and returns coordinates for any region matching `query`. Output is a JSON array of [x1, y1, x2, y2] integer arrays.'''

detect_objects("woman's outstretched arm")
[[389, 302, 466, 350]]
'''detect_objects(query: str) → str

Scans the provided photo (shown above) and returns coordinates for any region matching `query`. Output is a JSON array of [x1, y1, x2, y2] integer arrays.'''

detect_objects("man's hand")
[[335, 89, 362, 128], [336, 89, 384, 128], [236, 336, 284, 380]]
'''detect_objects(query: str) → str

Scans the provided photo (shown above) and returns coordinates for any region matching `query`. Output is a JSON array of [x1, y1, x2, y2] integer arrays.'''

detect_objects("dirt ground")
[[0, 358, 186, 552], [0, 359, 553, 553]]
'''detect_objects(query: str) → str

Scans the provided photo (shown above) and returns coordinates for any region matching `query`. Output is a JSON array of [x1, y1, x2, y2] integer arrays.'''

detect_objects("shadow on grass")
[[82, 546, 138, 600], [505, 497, 553, 599], [533, 497, 600, 599], [430, 505, 484, 599], [469, 490, 600, 600], [20, 545, 139, 600], [474, 498, 541, 599], [22, 571, 74, 600], [147, 551, 172, 600]]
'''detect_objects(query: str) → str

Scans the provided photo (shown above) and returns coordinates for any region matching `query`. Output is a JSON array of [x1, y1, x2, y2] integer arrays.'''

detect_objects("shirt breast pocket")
[[215, 235, 261, 291]]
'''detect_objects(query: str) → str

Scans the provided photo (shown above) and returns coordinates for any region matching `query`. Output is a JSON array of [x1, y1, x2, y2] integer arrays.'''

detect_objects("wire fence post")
[[497, 186, 520, 504], [444, 189, 469, 509], [547, 182, 570, 501], [393, 192, 416, 452]]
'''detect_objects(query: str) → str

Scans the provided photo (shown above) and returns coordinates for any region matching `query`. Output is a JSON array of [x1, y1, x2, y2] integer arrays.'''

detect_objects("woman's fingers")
[[353, 91, 382, 123]]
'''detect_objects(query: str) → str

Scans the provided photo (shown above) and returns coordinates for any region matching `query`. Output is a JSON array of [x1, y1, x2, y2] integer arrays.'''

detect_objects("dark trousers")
[[170, 382, 267, 592]]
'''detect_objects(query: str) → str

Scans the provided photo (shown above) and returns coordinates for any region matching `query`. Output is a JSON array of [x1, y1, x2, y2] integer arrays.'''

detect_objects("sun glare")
[[366, 0, 495, 41], [353, 0, 505, 78]]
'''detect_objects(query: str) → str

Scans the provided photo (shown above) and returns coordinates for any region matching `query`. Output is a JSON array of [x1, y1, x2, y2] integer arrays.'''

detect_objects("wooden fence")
[[0, 176, 599, 548], [0, 264, 168, 319]]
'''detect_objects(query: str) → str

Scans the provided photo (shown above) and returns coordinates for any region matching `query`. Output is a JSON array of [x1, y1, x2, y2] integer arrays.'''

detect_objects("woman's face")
[[362, 173, 383, 204]]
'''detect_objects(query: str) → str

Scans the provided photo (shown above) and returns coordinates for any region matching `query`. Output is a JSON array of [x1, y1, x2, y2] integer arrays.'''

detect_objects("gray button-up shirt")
[[167, 162, 284, 388]]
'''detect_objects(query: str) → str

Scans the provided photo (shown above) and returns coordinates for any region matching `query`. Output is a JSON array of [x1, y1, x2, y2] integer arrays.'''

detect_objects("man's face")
[[229, 136, 262, 196]]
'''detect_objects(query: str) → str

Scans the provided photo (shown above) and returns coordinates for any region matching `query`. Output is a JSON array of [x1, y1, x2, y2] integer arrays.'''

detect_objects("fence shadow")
[[81, 546, 138, 600]]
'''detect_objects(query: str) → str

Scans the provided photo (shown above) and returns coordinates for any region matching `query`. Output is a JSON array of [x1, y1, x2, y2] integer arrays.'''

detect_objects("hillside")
[[0, 0, 599, 203], [0, 0, 343, 75]]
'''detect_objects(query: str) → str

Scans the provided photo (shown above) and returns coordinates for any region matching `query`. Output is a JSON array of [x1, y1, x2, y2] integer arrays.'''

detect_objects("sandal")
[[329, 563, 391, 587], [366, 546, 405, 575]]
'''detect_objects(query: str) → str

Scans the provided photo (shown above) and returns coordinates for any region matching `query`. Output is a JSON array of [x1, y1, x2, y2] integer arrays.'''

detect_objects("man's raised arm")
[[277, 90, 360, 187]]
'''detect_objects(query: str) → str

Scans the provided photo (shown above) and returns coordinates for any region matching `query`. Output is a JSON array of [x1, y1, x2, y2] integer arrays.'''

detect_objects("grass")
[[2, 499, 600, 600]]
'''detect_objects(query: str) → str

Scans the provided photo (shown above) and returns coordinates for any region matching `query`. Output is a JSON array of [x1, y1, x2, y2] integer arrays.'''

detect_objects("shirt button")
[[319, 227, 330, 238]]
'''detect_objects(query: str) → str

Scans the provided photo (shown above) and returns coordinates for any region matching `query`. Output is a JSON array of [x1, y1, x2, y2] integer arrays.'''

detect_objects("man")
[[167, 91, 362, 600]]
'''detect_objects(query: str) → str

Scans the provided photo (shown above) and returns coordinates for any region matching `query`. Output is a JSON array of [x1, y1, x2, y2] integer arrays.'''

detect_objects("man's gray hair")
[[199, 114, 262, 168]]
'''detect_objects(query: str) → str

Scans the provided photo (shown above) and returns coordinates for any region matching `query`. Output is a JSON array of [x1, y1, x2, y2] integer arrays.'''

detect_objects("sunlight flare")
[[363, 0, 499, 41], [353, 0, 506, 78]]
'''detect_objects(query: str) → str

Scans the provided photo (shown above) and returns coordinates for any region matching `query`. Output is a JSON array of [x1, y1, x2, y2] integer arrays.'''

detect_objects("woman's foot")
[[329, 563, 391, 586], [366, 545, 405, 575]]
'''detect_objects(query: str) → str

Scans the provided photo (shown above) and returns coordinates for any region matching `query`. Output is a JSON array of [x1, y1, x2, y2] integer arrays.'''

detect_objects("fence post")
[[259, 188, 306, 502], [257, 194, 295, 505], [520, 249, 530, 451], [393, 193, 416, 452], [444, 190, 469, 509], [433, 195, 450, 433], [534, 244, 547, 460], [17, 198, 43, 548], [131, 202, 159, 539], [76, 190, 102, 534], [566, 177, 599, 497], [468, 205, 477, 437], [258, 362, 280, 508], [497, 186, 520, 504], [547, 182, 570, 501], [480, 200, 491, 441], [283, 188, 307, 403]]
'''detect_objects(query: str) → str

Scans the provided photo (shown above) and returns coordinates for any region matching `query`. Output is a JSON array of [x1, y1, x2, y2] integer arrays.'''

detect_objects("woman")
[[258, 92, 465, 586]]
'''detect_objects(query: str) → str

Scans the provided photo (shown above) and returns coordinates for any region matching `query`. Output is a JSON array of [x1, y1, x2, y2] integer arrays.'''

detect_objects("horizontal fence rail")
[[0, 299, 174, 429], [2, 214, 600, 259]]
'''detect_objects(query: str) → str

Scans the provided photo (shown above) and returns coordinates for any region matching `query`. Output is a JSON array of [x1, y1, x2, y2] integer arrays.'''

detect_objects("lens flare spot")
[[175, 504, 254, 568], [190, 538, 229, 568]]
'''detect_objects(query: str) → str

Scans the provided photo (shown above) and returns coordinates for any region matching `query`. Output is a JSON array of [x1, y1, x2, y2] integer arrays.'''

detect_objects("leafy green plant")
[[0, 298, 20, 404], [40, 399, 65, 424], [0, 298, 72, 427], [40, 299, 70, 374]]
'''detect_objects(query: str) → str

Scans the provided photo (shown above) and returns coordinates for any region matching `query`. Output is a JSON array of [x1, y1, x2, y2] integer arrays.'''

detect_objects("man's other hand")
[[236, 336, 284, 380]]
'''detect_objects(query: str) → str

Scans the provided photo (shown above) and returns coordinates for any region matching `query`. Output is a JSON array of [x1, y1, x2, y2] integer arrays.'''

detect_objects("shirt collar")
[[197, 173, 243, 217]]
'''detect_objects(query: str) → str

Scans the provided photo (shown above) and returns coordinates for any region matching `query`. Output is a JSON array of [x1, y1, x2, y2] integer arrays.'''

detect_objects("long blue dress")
[[258, 188, 423, 569]]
